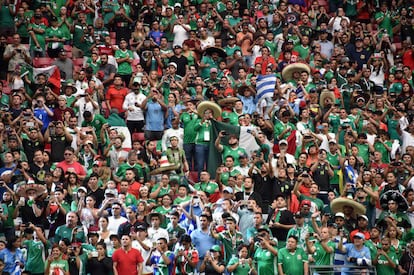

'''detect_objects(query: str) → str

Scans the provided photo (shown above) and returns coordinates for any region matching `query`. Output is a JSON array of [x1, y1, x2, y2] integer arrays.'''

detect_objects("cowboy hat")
[[197, 101, 222, 119], [281, 63, 310, 81], [146, 212, 165, 224], [204, 47, 227, 59], [319, 89, 336, 109], [380, 190, 409, 212], [331, 197, 366, 216], [217, 96, 240, 106], [16, 183, 47, 198]]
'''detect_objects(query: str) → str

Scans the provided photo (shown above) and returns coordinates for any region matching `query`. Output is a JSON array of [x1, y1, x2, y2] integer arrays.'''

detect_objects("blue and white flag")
[[256, 74, 277, 101]]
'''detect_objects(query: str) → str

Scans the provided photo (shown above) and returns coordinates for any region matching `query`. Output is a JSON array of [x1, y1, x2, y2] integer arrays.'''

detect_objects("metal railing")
[[309, 265, 377, 275]]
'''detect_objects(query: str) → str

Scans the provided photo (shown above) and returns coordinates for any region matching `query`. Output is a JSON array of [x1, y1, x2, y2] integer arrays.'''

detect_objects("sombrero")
[[282, 63, 310, 81], [146, 212, 165, 224], [380, 190, 409, 212], [217, 96, 240, 106], [319, 89, 336, 109], [16, 183, 47, 198], [150, 155, 180, 175], [330, 197, 366, 216], [204, 47, 227, 59], [197, 101, 222, 119]]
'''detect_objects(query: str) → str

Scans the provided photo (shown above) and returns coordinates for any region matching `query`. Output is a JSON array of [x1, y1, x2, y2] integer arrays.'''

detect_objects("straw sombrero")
[[16, 183, 47, 198], [330, 197, 366, 216], [150, 155, 180, 175], [319, 89, 336, 109], [197, 101, 222, 119], [217, 96, 240, 106], [282, 63, 310, 81]]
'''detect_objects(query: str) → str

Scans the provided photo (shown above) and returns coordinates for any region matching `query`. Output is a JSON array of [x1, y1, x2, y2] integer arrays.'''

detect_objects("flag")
[[207, 120, 260, 176], [107, 113, 131, 149], [256, 74, 277, 101], [25, 65, 61, 95]]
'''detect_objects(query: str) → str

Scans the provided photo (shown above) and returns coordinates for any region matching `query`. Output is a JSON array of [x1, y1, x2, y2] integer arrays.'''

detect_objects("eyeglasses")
[[64, 153, 73, 156], [112, 207, 121, 210]]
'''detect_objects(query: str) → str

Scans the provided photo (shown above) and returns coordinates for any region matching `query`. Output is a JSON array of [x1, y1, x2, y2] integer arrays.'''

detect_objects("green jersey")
[[194, 181, 219, 195], [29, 23, 47, 50], [116, 163, 144, 181], [81, 113, 107, 143], [173, 195, 191, 205], [180, 112, 199, 144], [218, 230, 244, 263], [54, 225, 86, 243], [376, 250, 398, 275], [115, 49, 133, 75], [312, 240, 335, 265], [221, 145, 247, 167], [220, 168, 241, 186], [227, 256, 251, 275], [287, 225, 314, 249], [277, 247, 308, 275], [274, 120, 296, 140], [46, 26, 65, 49], [254, 246, 278, 275], [194, 120, 212, 145], [24, 239, 50, 274]]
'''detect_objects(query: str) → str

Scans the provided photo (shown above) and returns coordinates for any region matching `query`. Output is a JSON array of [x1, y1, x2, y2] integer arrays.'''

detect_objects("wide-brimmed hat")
[[319, 89, 336, 109], [281, 63, 310, 81], [197, 101, 222, 119], [16, 183, 46, 198], [146, 212, 164, 224], [217, 96, 240, 106], [204, 47, 226, 59], [331, 197, 366, 216], [150, 163, 180, 175], [380, 190, 409, 212]]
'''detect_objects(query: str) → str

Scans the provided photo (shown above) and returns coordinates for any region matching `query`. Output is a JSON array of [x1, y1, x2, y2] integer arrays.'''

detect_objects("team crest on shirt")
[[297, 254, 302, 260], [266, 251, 271, 256]]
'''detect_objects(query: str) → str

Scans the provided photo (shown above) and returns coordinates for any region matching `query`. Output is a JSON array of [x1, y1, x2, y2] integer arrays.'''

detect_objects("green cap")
[[210, 245, 221, 252]]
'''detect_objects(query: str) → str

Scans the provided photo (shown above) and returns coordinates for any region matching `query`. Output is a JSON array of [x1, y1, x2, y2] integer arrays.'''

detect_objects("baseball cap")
[[135, 224, 147, 231], [334, 212, 345, 219], [105, 188, 118, 197], [174, 3, 181, 8], [279, 139, 288, 145], [358, 215, 369, 221], [354, 232, 366, 240], [328, 139, 337, 144], [210, 245, 221, 252], [223, 186, 233, 194], [210, 68, 218, 73], [300, 200, 311, 208], [168, 62, 178, 69]]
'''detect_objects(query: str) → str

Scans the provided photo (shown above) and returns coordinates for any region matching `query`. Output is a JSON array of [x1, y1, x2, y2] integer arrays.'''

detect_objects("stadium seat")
[[73, 58, 84, 67], [132, 132, 145, 143], [63, 44, 72, 53], [33, 57, 54, 68]]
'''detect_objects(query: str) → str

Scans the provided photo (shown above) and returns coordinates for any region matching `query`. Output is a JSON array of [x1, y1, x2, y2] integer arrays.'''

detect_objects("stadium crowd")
[[1, 0, 414, 274]]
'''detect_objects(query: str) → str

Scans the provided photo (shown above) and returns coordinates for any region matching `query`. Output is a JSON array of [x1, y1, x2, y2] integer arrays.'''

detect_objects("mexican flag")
[[207, 120, 260, 175], [20, 64, 61, 95]]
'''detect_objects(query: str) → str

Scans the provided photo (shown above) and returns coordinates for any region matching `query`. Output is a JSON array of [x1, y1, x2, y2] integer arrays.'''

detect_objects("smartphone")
[[26, 122, 34, 127]]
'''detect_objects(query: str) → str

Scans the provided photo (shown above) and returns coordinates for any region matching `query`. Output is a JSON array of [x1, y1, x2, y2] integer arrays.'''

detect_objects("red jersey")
[[105, 85, 128, 113], [112, 248, 144, 275]]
